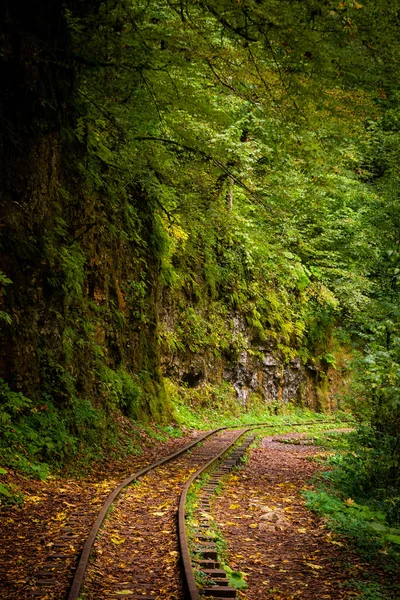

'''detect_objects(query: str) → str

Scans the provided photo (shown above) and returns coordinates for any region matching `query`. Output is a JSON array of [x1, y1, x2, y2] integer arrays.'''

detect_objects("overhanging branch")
[[133, 135, 267, 205]]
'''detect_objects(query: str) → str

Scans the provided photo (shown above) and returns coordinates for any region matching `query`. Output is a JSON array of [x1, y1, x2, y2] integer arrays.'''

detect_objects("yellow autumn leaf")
[[249, 523, 258, 528], [152, 511, 166, 516], [326, 537, 344, 546], [27, 495, 43, 503], [111, 536, 126, 545], [170, 224, 188, 241], [229, 503, 241, 510], [55, 512, 67, 521], [305, 562, 323, 570]]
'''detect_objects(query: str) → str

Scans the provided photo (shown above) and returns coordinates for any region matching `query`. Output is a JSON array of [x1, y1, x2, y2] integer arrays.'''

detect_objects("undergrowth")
[[0, 368, 351, 508], [303, 427, 400, 582], [166, 377, 350, 430]]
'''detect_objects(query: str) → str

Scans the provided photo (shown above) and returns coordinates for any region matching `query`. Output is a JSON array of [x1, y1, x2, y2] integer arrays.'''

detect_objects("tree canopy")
[[1, 0, 400, 500]]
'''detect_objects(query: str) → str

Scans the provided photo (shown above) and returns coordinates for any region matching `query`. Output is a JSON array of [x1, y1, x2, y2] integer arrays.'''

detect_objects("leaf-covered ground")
[[212, 432, 399, 600], [2, 427, 397, 600], [83, 430, 241, 599], [0, 429, 198, 599]]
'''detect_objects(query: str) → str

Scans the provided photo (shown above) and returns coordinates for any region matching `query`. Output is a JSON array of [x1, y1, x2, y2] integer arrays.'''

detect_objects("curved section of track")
[[80, 429, 249, 599], [68, 428, 225, 600], [64, 419, 341, 600]]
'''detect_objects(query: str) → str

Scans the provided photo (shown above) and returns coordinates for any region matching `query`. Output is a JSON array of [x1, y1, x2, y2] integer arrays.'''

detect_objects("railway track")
[[179, 428, 256, 599], [26, 420, 342, 599]]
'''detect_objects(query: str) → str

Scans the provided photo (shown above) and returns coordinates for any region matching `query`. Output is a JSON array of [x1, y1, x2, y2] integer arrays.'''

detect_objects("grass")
[[167, 377, 352, 430]]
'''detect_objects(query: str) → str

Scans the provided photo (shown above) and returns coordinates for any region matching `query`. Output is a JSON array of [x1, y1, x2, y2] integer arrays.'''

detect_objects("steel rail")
[[67, 427, 226, 600], [67, 417, 346, 600], [178, 428, 250, 600]]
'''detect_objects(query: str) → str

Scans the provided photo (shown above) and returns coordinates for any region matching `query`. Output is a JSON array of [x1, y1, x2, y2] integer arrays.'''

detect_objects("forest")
[[1, 1, 400, 596]]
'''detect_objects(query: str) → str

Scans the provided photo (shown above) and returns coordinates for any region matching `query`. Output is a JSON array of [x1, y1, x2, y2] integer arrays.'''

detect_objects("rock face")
[[226, 350, 304, 406], [160, 313, 324, 410], [163, 346, 315, 408]]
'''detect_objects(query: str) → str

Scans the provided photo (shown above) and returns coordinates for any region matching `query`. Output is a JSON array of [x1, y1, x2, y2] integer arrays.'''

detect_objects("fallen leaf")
[[304, 562, 323, 570], [110, 536, 126, 545]]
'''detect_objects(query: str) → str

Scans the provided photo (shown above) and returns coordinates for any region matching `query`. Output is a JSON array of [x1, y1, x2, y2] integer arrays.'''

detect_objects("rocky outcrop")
[[160, 313, 324, 410]]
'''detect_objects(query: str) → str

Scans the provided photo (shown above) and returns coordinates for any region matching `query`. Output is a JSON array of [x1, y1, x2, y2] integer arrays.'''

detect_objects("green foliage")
[[323, 428, 400, 525], [65, 0, 391, 386], [346, 581, 388, 600], [0, 376, 132, 476], [223, 566, 248, 591], [0, 270, 12, 325], [0, 378, 32, 416], [304, 427, 400, 576], [167, 377, 347, 429], [0, 482, 24, 507], [5, 0, 400, 478], [97, 366, 142, 420], [304, 490, 389, 559]]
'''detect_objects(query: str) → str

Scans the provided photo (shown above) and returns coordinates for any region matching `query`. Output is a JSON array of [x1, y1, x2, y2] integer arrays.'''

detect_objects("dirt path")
[[212, 433, 398, 600]]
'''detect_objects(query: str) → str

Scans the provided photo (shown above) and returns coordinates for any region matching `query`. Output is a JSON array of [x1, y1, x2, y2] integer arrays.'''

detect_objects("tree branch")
[[133, 136, 267, 205], [201, 2, 259, 42]]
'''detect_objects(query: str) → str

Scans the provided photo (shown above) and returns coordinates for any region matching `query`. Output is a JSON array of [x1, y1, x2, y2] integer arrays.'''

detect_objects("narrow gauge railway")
[[27, 421, 336, 599], [27, 429, 224, 600], [78, 428, 247, 599], [179, 430, 256, 599]]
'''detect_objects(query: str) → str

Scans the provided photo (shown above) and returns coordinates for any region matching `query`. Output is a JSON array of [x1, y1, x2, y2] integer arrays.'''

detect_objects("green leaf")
[[386, 534, 400, 545], [367, 521, 387, 533], [0, 483, 11, 497]]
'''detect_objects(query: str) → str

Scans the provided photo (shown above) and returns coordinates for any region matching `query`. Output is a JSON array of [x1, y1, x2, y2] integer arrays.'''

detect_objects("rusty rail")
[[67, 427, 226, 600], [66, 418, 346, 599], [178, 429, 250, 600]]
